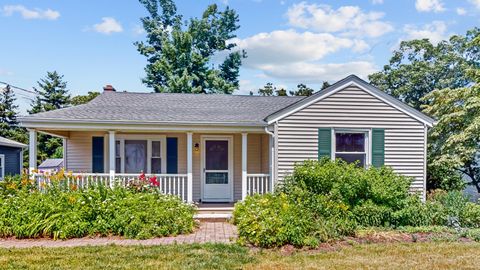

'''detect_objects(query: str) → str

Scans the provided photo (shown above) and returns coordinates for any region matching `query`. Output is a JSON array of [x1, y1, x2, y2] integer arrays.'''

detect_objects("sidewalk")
[[0, 222, 237, 249]]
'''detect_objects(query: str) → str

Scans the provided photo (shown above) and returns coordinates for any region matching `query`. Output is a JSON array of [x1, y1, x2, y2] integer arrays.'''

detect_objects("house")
[[19, 75, 436, 201], [0, 136, 26, 179], [38, 158, 64, 173]]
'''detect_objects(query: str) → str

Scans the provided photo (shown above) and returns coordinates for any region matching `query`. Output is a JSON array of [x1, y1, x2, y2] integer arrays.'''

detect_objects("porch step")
[[195, 206, 234, 221]]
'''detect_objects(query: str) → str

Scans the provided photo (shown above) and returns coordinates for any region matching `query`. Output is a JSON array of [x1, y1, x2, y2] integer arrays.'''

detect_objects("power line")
[[0, 81, 37, 95]]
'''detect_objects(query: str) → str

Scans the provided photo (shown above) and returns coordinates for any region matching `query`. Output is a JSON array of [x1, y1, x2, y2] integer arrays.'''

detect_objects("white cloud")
[[93, 17, 123, 34], [258, 61, 377, 83], [371, 0, 384, 4], [2, 5, 60, 20], [231, 29, 375, 82], [415, 0, 446, 13], [286, 2, 393, 38], [232, 30, 369, 68], [403, 21, 448, 44], [456, 7, 467, 15], [469, 0, 480, 9]]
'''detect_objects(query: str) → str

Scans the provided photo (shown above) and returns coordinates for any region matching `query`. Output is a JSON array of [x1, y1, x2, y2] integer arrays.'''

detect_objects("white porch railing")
[[33, 173, 189, 201], [246, 173, 271, 195]]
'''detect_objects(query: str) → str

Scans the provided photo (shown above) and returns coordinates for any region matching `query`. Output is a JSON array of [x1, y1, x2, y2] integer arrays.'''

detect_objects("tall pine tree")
[[0, 85, 19, 138], [29, 71, 71, 162]]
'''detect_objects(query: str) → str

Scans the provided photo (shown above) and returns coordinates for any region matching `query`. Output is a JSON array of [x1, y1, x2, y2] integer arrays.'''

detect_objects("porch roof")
[[20, 92, 304, 127]]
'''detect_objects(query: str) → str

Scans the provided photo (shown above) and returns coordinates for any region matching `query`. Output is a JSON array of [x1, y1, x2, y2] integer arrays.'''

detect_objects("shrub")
[[0, 186, 195, 239], [460, 203, 480, 228], [352, 200, 392, 227], [233, 190, 356, 248], [281, 159, 412, 209], [234, 159, 480, 248]]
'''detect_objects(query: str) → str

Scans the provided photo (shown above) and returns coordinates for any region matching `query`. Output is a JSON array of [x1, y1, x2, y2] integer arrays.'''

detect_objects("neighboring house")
[[0, 136, 26, 179], [19, 75, 436, 201], [38, 158, 64, 173]]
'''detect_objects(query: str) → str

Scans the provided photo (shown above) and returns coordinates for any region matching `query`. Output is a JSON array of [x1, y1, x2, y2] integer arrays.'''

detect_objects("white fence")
[[246, 174, 271, 195], [33, 173, 189, 201]]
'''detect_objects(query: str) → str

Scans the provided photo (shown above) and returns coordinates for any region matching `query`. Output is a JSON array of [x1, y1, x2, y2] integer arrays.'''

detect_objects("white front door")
[[201, 136, 233, 202]]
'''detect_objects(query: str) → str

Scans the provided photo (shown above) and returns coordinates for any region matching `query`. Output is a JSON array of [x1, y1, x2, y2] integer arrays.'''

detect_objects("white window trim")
[[108, 134, 167, 174], [0, 154, 4, 180], [331, 128, 372, 167]]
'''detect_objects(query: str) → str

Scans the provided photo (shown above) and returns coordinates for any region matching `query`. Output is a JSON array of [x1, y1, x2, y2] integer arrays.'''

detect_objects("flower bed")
[[233, 159, 480, 248], [0, 175, 196, 240]]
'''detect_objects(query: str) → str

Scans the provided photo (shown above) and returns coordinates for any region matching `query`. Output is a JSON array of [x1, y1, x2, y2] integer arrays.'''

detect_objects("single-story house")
[[0, 136, 26, 179], [38, 158, 64, 173], [19, 75, 436, 201]]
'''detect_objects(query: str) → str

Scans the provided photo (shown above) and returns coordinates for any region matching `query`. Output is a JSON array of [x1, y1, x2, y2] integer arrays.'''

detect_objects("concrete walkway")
[[0, 222, 237, 249]]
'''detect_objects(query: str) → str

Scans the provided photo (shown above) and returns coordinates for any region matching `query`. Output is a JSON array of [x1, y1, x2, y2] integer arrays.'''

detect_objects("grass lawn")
[[1, 242, 480, 270]]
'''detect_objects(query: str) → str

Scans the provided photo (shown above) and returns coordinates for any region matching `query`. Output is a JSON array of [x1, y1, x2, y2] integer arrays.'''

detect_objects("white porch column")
[[62, 138, 67, 171], [28, 129, 37, 176], [269, 134, 274, 193], [187, 132, 193, 203], [108, 131, 116, 188], [242, 133, 248, 200]]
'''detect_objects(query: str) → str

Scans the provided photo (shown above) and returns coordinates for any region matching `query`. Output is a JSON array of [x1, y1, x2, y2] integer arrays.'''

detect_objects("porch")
[[28, 129, 274, 202]]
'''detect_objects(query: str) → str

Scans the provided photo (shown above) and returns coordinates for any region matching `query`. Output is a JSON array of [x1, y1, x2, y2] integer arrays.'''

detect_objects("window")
[[151, 141, 162, 174], [0, 154, 4, 180], [334, 132, 367, 167], [112, 136, 166, 174]]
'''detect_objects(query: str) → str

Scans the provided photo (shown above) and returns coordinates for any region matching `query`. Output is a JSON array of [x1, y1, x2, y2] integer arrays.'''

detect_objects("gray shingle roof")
[[38, 158, 64, 169], [0, 136, 27, 148], [21, 92, 305, 126]]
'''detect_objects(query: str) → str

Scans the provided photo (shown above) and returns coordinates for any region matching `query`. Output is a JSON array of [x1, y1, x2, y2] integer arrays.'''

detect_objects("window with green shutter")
[[318, 128, 332, 160], [371, 128, 385, 168]]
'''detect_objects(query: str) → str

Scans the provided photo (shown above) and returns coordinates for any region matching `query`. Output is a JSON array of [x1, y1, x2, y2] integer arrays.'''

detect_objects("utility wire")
[[0, 81, 37, 95]]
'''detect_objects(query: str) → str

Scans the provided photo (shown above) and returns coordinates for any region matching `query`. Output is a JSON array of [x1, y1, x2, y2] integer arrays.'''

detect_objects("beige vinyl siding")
[[276, 85, 427, 196], [66, 131, 268, 202], [66, 131, 107, 172]]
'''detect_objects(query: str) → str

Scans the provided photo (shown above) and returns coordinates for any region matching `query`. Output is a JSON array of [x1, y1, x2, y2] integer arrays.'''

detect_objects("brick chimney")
[[103, 84, 116, 92]]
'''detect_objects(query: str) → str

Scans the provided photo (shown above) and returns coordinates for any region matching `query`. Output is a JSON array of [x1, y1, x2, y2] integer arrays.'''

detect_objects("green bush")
[[234, 159, 480, 247], [233, 189, 356, 248], [280, 159, 412, 209], [0, 186, 195, 239], [460, 203, 480, 228]]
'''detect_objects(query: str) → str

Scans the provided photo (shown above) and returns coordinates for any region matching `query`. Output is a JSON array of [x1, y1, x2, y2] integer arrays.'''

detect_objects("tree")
[[29, 71, 70, 114], [422, 36, 480, 192], [0, 85, 19, 138], [257, 82, 274, 96], [71, 91, 100, 106], [321, 81, 331, 90], [369, 28, 480, 110], [29, 71, 71, 162], [135, 0, 245, 94], [289, 83, 314, 96]]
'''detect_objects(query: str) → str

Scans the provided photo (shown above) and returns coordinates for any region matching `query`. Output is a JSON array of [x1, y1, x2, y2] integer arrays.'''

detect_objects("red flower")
[[139, 172, 146, 181], [149, 176, 159, 187]]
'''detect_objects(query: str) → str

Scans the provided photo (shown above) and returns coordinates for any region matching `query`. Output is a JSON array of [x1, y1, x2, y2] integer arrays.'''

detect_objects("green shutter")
[[371, 129, 385, 168], [318, 128, 332, 160]]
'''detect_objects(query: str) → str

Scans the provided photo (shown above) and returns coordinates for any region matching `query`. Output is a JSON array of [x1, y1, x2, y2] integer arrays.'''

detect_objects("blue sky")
[[1, 0, 479, 114]]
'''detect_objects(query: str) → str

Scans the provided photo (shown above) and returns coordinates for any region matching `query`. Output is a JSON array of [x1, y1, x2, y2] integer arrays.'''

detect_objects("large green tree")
[[422, 36, 480, 192], [369, 28, 480, 110], [29, 71, 71, 161], [71, 91, 100, 106], [135, 0, 245, 94]]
